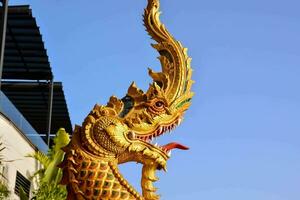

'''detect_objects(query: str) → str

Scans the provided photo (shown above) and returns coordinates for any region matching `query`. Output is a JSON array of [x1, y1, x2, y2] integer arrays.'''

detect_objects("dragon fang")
[[59, 0, 194, 199]]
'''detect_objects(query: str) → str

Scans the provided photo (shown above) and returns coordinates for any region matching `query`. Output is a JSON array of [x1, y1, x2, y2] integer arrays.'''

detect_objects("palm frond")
[[29, 169, 45, 181], [26, 151, 50, 168]]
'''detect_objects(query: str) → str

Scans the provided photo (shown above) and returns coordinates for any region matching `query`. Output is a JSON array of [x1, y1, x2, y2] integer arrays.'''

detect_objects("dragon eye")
[[155, 101, 164, 108]]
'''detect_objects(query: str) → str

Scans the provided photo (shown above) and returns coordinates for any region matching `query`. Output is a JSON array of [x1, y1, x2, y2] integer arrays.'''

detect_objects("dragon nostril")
[[127, 131, 136, 140]]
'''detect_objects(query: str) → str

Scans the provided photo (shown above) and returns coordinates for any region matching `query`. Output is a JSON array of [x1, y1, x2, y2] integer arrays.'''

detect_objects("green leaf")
[[0, 182, 10, 200], [28, 128, 70, 199], [26, 151, 50, 168], [19, 187, 29, 200], [42, 128, 70, 184], [32, 182, 67, 200]]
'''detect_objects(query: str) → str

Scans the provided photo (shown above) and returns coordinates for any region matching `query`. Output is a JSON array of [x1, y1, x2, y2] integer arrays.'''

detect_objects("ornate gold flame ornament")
[[59, 0, 194, 199]]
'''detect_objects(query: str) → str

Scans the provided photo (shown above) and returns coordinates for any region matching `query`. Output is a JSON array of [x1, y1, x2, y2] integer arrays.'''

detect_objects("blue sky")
[[10, 0, 300, 199]]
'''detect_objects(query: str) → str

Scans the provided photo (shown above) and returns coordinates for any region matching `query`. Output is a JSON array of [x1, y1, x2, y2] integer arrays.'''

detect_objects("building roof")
[[1, 81, 73, 138], [2, 5, 53, 80], [0, 5, 72, 145]]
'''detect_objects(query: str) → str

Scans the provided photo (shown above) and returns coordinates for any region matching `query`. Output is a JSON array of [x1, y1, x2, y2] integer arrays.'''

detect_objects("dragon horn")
[[143, 0, 194, 103]]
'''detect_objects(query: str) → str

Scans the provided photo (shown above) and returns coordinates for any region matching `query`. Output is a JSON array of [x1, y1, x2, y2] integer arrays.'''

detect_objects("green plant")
[[0, 182, 9, 200], [0, 142, 5, 165], [27, 128, 70, 200], [31, 182, 67, 200], [19, 187, 29, 200], [0, 140, 10, 199]]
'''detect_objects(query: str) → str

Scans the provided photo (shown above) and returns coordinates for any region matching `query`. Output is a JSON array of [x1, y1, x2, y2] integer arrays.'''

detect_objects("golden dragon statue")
[[59, 0, 194, 199]]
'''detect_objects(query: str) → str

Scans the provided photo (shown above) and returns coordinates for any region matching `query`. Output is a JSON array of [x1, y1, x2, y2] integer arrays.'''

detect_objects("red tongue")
[[162, 142, 189, 151]]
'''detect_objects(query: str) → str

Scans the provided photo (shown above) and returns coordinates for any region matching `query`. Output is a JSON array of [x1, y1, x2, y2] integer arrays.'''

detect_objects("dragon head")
[[119, 64, 194, 165], [77, 0, 193, 199]]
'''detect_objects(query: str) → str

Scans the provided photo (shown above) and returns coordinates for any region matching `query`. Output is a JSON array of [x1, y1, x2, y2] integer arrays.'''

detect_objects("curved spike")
[[143, 0, 193, 103]]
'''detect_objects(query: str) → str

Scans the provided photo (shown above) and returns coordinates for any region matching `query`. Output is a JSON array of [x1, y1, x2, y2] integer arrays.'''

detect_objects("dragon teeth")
[[160, 127, 163, 133], [177, 118, 182, 125], [157, 127, 162, 135], [167, 151, 172, 157]]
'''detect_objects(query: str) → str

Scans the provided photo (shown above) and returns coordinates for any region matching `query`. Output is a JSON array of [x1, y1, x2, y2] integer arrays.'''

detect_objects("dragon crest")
[[59, 0, 194, 199]]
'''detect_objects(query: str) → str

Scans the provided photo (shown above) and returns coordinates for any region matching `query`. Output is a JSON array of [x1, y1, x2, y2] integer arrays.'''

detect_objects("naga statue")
[[59, 0, 194, 199]]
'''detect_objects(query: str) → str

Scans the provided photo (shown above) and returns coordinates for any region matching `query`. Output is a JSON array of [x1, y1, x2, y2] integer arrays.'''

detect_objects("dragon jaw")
[[123, 118, 188, 160], [126, 117, 188, 156]]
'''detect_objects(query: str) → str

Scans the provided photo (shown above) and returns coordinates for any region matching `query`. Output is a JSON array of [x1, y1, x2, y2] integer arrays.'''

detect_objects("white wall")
[[0, 114, 41, 200]]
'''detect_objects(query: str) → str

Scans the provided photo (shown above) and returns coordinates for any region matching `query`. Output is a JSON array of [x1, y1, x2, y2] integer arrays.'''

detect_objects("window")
[[14, 171, 31, 197]]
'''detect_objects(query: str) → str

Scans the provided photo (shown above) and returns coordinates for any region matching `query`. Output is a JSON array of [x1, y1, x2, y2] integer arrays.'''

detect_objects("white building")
[[0, 110, 42, 199]]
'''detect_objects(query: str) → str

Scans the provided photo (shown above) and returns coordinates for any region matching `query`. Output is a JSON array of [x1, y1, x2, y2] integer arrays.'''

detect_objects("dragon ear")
[[148, 68, 169, 91], [127, 82, 144, 97], [146, 81, 166, 100], [126, 82, 147, 103]]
